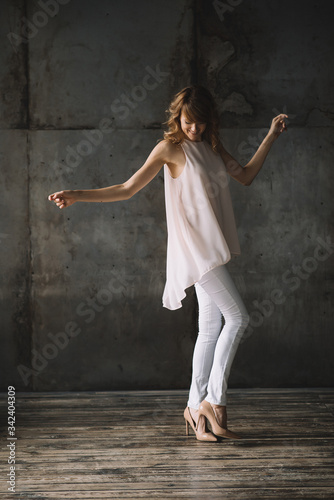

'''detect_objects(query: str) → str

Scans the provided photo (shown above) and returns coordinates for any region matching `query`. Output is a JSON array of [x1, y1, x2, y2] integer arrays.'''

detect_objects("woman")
[[49, 85, 287, 442]]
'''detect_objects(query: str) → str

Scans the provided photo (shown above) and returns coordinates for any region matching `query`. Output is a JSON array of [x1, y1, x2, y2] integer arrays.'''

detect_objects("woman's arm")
[[48, 140, 169, 209], [219, 113, 288, 187]]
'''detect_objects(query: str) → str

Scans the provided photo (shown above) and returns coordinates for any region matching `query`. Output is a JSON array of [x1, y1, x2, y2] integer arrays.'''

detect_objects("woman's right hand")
[[48, 190, 77, 209]]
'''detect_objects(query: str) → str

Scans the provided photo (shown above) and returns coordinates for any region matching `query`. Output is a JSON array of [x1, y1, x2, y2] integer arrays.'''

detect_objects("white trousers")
[[187, 264, 250, 408]]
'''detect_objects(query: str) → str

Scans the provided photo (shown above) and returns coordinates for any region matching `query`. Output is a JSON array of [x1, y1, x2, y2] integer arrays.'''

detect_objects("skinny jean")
[[187, 264, 250, 409]]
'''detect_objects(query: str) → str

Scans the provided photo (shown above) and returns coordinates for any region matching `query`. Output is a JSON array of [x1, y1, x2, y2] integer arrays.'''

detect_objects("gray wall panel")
[[1, 0, 333, 391]]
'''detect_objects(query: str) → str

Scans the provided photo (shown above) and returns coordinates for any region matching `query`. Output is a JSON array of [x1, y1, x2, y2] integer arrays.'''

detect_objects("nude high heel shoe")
[[198, 400, 241, 439], [183, 407, 217, 442]]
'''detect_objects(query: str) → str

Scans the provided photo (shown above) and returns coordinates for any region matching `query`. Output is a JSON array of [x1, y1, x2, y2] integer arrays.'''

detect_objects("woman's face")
[[180, 110, 207, 142]]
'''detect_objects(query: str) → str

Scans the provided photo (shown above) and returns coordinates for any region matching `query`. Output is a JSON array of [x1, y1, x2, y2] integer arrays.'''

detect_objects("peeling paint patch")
[[200, 36, 235, 73]]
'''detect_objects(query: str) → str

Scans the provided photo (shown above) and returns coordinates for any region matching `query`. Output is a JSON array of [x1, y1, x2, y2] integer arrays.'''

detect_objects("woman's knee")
[[197, 300, 222, 338], [241, 310, 250, 327], [198, 314, 222, 339], [225, 309, 250, 328]]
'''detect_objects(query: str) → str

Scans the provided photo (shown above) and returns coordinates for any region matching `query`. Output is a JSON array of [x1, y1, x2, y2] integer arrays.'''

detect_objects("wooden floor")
[[1, 389, 334, 499]]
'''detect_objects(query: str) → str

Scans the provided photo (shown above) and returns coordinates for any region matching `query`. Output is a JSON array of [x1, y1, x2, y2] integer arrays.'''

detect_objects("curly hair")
[[163, 85, 221, 152]]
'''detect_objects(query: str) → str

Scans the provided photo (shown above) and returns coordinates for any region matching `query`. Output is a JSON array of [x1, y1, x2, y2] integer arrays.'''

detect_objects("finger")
[[49, 193, 61, 201], [54, 197, 65, 207], [52, 191, 63, 199], [274, 114, 288, 122]]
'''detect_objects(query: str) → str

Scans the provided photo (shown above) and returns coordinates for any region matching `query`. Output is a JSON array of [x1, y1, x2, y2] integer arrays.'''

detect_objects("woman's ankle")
[[210, 403, 227, 428], [210, 402, 226, 409]]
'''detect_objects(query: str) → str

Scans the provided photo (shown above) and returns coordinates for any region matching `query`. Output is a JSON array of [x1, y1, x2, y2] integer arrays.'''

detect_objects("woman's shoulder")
[[155, 138, 184, 162], [157, 138, 183, 151]]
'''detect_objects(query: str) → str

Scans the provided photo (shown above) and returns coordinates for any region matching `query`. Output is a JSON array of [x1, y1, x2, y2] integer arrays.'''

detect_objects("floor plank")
[[1, 389, 334, 499]]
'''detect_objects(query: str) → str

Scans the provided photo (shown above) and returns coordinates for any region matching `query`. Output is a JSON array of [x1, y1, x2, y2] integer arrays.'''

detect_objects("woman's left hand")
[[268, 114, 288, 139]]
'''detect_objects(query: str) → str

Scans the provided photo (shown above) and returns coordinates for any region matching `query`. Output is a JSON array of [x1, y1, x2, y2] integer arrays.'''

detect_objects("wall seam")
[[23, 0, 34, 390], [192, 0, 199, 83]]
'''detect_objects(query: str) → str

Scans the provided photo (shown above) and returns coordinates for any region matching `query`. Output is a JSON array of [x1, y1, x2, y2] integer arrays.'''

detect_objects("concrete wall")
[[1, 0, 333, 391]]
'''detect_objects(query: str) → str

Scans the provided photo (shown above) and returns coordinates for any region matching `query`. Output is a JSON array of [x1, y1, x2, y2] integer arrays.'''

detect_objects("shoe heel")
[[183, 407, 217, 442], [198, 400, 241, 440]]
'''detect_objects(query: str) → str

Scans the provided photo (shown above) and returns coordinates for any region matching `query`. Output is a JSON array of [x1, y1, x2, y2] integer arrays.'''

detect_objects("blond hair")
[[163, 85, 220, 152]]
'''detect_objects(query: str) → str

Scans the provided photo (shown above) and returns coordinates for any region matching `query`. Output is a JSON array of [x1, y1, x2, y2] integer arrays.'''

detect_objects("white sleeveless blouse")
[[162, 138, 242, 310]]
